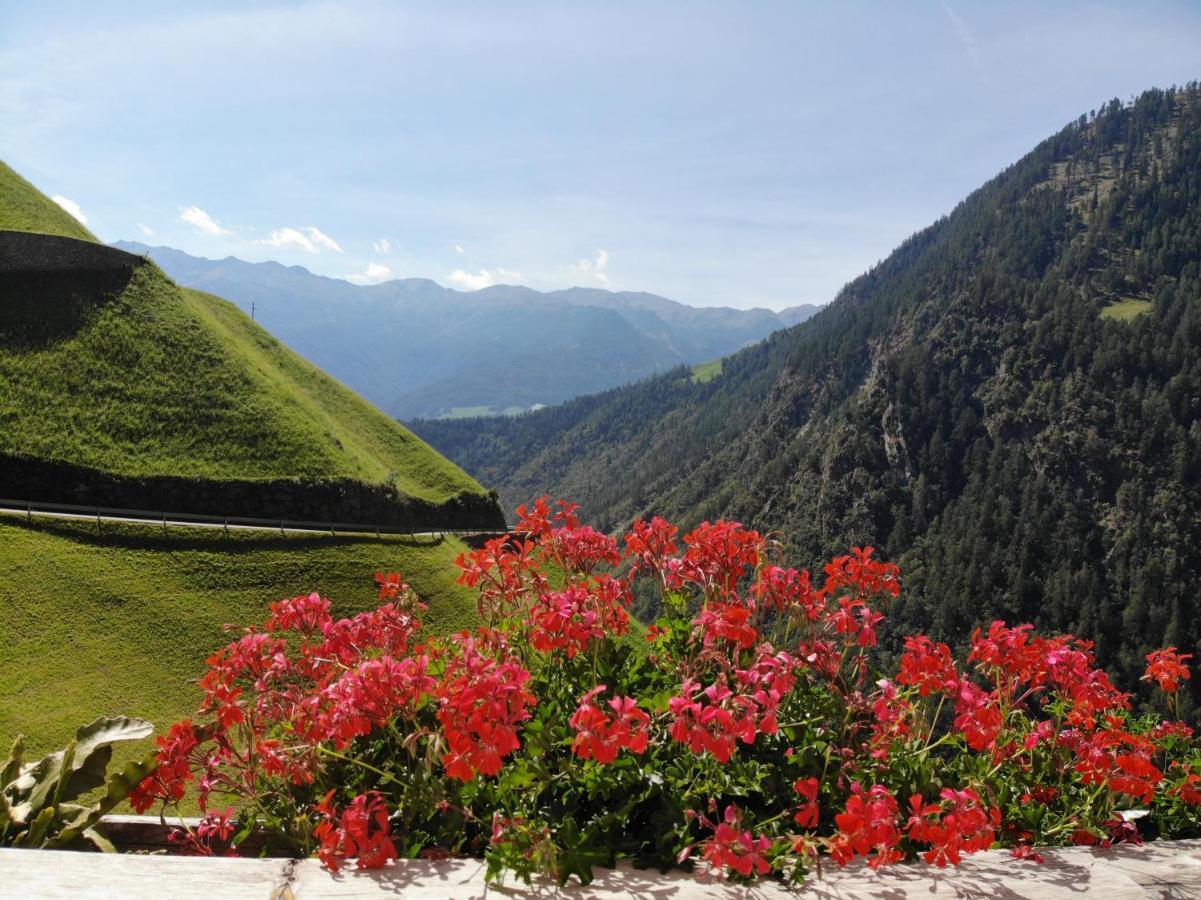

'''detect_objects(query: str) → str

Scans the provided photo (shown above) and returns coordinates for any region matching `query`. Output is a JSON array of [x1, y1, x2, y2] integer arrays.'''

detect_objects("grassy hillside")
[[0, 161, 96, 242], [690, 359, 722, 384], [0, 516, 478, 765], [0, 165, 502, 793], [1100, 297, 1154, 321], [0, 262, 485, 502]]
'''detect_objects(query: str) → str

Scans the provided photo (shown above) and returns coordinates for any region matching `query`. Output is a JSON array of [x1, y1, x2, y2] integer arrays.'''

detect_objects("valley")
[[4, 39, 1201, 879], [123, 241, 820, 420], [413, 85, 1201, 708]]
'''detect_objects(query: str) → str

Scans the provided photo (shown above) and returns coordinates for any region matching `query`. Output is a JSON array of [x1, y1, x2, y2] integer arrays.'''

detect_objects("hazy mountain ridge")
[[114, 241, 820, 419]]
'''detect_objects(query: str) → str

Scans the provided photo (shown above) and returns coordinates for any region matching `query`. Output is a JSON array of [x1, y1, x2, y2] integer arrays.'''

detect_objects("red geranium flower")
[[1144, 647, 1193, 693]]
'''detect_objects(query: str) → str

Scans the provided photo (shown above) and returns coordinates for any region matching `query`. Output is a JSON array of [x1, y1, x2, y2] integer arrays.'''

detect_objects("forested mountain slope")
[[118, 243, 820, 419], [415, 85, 1201, 701]]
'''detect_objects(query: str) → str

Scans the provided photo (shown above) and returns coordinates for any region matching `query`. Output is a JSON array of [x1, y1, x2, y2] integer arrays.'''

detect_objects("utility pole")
[[251, 301, 256, 321]]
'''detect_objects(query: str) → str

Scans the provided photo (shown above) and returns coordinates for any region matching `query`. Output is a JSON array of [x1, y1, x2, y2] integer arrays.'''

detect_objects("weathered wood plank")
[[97, 814, 201, 852], [0, 848, 292, 900], [1084, 841, 1201, 898], [6, 841, 1201, 899], [99, 814, 291, 855], [291, 858, 488, 899]]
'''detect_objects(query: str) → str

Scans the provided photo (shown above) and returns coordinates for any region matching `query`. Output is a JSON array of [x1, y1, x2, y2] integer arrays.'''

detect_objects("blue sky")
[[2, 1, 1199, 309]]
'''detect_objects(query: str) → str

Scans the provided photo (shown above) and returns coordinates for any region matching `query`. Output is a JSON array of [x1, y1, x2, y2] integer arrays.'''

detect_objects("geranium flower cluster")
[[314, 791, 398, 873], [569, 686, 649, 763], [689, 805, 774, 878], [905, 788, 999, 867], [436, 634, 535, 781], [135, 497, 1201, 885]]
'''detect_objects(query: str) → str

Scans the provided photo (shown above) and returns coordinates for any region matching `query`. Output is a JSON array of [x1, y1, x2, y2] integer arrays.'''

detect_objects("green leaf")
[[0, 735, 23, 789], [7, 716, 153, 822], [82, 827, 117, 853], [16, 806, 58, 848], [0, 784, 14, 829], [46, 752, 158, 850], [8, 751, 65, 823], [233, 816, 256, 848], [62, 716, 154, 801], [50, 740, 78, 809]]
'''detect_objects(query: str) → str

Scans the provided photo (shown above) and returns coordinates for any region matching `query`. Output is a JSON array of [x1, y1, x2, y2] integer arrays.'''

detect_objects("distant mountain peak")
[[127, 243, 823, 419]]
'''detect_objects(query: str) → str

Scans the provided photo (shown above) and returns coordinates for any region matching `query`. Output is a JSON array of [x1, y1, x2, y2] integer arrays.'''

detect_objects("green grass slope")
[[0, 516, 478, 764], [1100, 297, 1154, 321], [0, 161, 96, 242], [0, 263, 484, 502], [690, 358, 723, 384]]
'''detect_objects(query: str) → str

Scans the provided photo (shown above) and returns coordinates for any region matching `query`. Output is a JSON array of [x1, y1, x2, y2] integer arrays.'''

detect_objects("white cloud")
[[448, 267, 525, 291], [259, 227, 314, 252], [306, 226, 343, 253], [453, 243, 466, 255], [137, 223, 154, 236], [449, 269, 494, 290], [258, 225, 343, 254], [343, 262, 393, 285], [52, 195, 87, 225], [571, 248, 610, 285], [179, 205, 231, 236], [373, 238, 392, 254]]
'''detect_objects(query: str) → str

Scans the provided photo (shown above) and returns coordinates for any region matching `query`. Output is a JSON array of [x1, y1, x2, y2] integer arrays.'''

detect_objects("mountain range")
[[113, 241, 820, 420], [413, 84, 1201, 706]]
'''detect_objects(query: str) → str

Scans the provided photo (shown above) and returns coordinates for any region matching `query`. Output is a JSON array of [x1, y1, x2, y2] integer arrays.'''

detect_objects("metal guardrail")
[[0, 497, 505, 539]]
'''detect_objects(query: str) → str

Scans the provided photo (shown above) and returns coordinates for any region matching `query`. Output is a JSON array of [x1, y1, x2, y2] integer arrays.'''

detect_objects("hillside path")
[[0, 498, 501, 539]]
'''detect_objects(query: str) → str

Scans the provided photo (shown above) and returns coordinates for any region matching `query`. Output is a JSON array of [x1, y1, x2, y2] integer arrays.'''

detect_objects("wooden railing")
[[4, 827, 1201, 898]]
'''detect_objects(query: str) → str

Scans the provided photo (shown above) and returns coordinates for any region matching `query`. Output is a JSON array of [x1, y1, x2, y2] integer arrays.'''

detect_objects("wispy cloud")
[[258, 225, 344, 254], [372, 238, 392, 254], [180, 205, 230, 236], [52, 195, 87, 225], [343, 262, 393, 285], [570, 248, 610, 285], [448, 267, 525, 290], [137, 223, 154, 236], [938, 0, 987, 83], [453, 243, 466, 255]]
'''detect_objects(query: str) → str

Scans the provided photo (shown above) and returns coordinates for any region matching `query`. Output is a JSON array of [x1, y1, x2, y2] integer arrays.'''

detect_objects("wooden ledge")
[[4, 839, 1201, 899]]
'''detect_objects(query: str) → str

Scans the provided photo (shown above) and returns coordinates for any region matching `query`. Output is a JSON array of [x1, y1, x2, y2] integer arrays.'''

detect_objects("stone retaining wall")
[[0, 454, 506, 530], [0, 230, 144, 273], [0, 230, 145, 345]]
